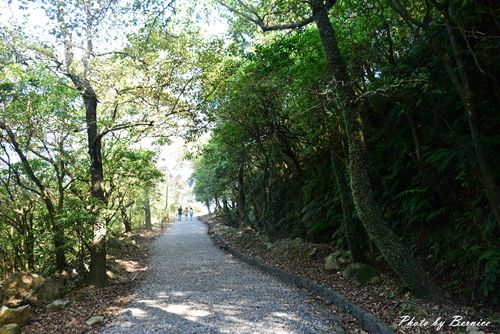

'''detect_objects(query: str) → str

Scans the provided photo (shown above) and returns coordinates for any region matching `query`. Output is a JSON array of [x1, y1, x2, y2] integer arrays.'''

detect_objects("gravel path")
[[100, 218, 343, 334]]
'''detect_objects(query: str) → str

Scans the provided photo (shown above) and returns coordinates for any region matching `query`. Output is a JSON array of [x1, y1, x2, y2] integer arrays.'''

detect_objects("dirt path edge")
[[206, 223, 395, 334]]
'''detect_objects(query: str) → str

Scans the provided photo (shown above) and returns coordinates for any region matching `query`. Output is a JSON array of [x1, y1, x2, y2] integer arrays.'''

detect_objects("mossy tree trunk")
[[330, 154, 366, 262], [310, 0, 442, 300]]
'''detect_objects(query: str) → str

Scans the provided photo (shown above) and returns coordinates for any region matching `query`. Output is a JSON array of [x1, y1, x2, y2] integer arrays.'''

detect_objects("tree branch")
[[216, 0, 315, 32]]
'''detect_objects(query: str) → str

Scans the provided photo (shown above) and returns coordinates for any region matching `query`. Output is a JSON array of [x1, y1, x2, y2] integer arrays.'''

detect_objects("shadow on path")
[[100, 218, 341, 334]]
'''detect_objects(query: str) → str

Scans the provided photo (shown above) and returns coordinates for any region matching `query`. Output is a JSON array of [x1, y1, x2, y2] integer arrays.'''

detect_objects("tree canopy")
[[1, 0, 499, 306]]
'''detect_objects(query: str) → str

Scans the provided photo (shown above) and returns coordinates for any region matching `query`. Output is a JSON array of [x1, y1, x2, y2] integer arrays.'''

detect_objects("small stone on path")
[[86, 316, 105, 326], [47, 299, 70, 311]]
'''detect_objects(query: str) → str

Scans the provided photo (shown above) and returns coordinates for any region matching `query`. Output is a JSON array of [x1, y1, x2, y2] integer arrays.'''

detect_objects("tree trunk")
[[25, 213, 35, 271], [56, 4, 108, 287], [237, 155, 251, 226], [205, 200, 212, 215], [441, 11, 500, 225], [330, 154, 366, 262], [214, 195, 221, 211], [122, 207, 132, 233], [310, 0, 442, 300], [251, 195, 262, 224], [19, 208, 36, 271], [222, 197, 231, 219], [144, 190, 152, 230], [83, 89, 107, 288], [163, 182, 168, 228], [52, 218, 67, 272]]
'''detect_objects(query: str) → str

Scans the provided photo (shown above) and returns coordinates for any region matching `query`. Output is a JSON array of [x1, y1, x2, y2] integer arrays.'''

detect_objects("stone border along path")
[[209, 231, 396, 334], [99, 217, 345, 334]]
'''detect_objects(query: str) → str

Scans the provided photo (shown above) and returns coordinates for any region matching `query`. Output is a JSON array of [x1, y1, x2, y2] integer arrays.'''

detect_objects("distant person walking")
[[189, 207, 194, 221], [177, 206, 183, 222], [184, 207, 189, 222]]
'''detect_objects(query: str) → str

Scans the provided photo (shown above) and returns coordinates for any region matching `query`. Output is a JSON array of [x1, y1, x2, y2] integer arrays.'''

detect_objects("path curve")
[[100, 218, 342, 333]]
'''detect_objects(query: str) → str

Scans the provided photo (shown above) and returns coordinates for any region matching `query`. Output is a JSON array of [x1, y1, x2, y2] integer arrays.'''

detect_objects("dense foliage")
[[192, 0, 500, 303], [0, 0, 207, 284], [0, 56, 168, 266]]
